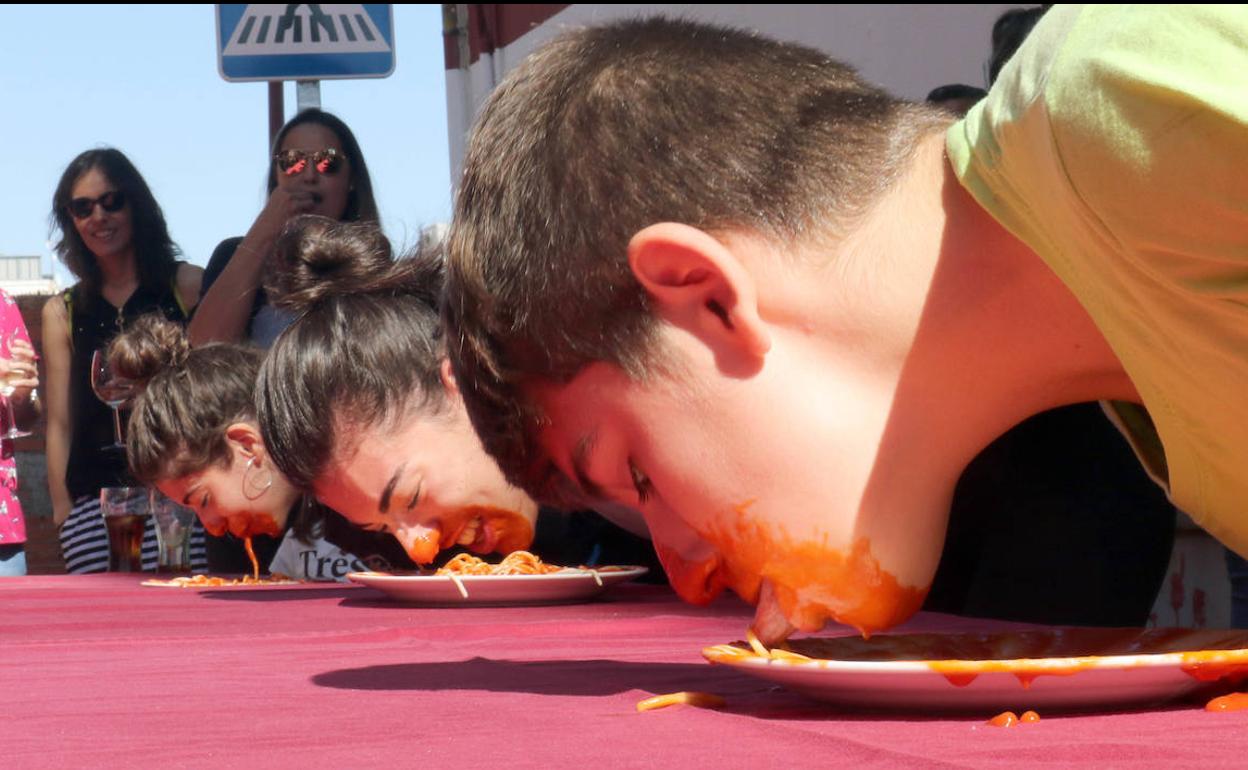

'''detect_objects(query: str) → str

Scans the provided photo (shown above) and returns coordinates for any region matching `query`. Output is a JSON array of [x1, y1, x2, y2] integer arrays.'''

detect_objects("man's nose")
[[641, 505, 727, 603], [653, 540, 725, 605]]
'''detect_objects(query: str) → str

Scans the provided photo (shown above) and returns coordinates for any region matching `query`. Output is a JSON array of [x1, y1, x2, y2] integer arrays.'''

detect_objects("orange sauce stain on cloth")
[[1205, 693, 1248, 712], [986, 710, 1039, 727], [987, 711, 1018, 728], [695, 501, 927, 637]]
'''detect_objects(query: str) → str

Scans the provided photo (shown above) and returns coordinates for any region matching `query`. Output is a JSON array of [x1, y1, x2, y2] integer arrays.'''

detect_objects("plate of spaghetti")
[[142, 536, 303, 589], [141, 574, 304, 589], [346, 551, 648, 605], [702, 627, 1248, 712]]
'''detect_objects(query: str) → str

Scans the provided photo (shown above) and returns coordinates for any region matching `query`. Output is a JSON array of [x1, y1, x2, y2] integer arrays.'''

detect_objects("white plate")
[[703, 627, 1248, 712], [140, 577, 313, 590], [346, 566, 648, 605]]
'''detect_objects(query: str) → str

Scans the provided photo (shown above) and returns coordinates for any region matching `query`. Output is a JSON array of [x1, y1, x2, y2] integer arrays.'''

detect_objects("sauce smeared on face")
[[690, 502, 927, 638], [402, 505, 535, 565]]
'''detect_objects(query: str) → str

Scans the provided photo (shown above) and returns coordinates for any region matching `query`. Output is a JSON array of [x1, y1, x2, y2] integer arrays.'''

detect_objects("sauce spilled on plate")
[[705, 627, 1248, 692]]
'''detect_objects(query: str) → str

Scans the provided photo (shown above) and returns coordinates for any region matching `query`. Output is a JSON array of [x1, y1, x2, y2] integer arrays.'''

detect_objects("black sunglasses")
[[274, 148, 345, 177], [67, 191, 126, 220]]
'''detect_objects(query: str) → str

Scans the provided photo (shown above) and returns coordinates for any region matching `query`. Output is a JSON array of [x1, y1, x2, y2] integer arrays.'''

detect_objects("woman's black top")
[[63, 281, 188, 499]]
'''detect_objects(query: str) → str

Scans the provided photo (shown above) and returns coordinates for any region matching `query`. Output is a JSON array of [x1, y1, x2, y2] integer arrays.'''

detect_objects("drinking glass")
[[90, 348, 133, 449], [0, 329, 31, 440], [100, 486, 150, 573], [150, 490, 196, 574]]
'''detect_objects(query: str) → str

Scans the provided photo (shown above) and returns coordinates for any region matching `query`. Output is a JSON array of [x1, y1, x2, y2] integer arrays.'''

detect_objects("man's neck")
[[889, 133, 1139, 469]]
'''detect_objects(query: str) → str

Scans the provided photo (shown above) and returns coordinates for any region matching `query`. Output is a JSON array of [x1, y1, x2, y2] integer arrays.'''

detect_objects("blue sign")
[[216, 4, 395, 82]]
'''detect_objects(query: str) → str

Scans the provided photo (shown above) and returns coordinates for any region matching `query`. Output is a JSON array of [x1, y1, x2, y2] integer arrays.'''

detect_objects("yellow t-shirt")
[[946, 5, 1248, 554]]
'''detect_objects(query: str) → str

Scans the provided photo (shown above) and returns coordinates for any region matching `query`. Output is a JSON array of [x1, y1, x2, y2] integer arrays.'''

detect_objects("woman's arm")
[[187, 188, 314, 346], [174, 262, 204, 316], [41, 296, 73, 527]]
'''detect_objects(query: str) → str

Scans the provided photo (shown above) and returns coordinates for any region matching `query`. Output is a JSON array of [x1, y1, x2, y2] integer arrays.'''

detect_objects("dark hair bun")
[[108, 313, 190, 390], [265, 215, 395, 310]]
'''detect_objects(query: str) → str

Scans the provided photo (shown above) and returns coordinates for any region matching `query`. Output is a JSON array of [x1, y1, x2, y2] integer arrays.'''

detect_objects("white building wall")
[[446, 4, 1018, 182]]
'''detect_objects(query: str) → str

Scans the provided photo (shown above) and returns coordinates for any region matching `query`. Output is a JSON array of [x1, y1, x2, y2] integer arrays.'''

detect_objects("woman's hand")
[[0, 339, 39, 392], [254, 187, 320, 236]]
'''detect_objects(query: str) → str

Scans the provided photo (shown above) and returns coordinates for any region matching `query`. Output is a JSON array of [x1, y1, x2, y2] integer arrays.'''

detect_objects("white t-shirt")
[[269, 530, 369, 582]]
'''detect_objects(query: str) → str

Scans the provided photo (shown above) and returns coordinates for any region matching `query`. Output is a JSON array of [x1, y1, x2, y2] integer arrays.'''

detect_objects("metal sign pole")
[[296, 80, 322, 111]]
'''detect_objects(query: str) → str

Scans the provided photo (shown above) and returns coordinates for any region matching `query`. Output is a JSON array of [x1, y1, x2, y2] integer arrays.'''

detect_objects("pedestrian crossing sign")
[[216, 4, 394, 82]]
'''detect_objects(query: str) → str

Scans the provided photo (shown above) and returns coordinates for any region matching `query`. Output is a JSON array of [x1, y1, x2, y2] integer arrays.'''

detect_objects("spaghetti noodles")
[[435, 551, 566, 576]]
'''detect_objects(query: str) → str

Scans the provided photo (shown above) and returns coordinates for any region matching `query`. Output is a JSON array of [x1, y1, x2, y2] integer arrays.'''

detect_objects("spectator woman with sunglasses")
[[44, 148, 205, 573], [188, 108, 378, 349]]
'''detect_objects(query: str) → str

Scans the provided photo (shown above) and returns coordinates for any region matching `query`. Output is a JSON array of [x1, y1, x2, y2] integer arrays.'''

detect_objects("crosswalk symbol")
[[216, 4, 395, 82]]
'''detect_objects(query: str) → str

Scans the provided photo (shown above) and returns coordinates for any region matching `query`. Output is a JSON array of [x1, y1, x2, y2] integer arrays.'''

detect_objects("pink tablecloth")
[[2, 575, 1246, 769]]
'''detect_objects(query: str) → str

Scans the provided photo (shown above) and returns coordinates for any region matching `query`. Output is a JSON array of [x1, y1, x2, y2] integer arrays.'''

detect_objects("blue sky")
[[0, 4, 451, 285]]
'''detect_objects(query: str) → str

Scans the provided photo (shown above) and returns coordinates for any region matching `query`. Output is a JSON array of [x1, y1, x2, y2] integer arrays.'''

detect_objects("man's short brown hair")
[[445, 16, 946, 500]]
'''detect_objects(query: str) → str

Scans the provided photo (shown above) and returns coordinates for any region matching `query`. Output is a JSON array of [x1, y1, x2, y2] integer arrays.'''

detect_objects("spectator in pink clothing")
[[0, 290, 40, 576]]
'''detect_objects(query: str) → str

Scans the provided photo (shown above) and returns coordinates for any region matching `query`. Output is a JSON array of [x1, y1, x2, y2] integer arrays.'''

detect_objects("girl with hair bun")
[[254, 216, 541, 566], [111, 314, 415, 579]]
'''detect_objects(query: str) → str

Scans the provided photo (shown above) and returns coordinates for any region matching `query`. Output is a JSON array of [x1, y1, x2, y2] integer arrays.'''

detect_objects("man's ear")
[[628, 223, 771, 362], [225, 422, 264, 462]]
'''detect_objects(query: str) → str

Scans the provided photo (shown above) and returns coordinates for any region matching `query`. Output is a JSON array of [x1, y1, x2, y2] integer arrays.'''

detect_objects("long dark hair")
[[256, 216, 444, 489], [50, 148, 181, 308], [267, 109, 380, 224]]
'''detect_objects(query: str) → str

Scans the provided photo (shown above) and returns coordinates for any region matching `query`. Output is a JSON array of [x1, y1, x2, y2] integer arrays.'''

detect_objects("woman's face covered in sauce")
[[313, 394, 539, 565]]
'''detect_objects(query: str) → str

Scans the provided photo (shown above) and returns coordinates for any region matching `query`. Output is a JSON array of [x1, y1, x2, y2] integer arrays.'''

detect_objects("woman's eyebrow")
[[380, 462, 406, 513]]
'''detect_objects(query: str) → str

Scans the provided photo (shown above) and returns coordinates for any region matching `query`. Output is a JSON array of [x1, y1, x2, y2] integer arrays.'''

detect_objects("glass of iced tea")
[[100, 486, 150, 573], [149, 490, 196, 574]]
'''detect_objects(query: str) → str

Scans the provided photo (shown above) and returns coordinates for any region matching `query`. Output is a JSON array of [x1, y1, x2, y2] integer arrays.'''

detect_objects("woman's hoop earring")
[[242, 456, 274, 501]]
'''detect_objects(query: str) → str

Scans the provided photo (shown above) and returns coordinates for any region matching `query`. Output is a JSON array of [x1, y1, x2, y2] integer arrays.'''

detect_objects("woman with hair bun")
[[110, 315, 414, 579], [253, 216, 542, 566]]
